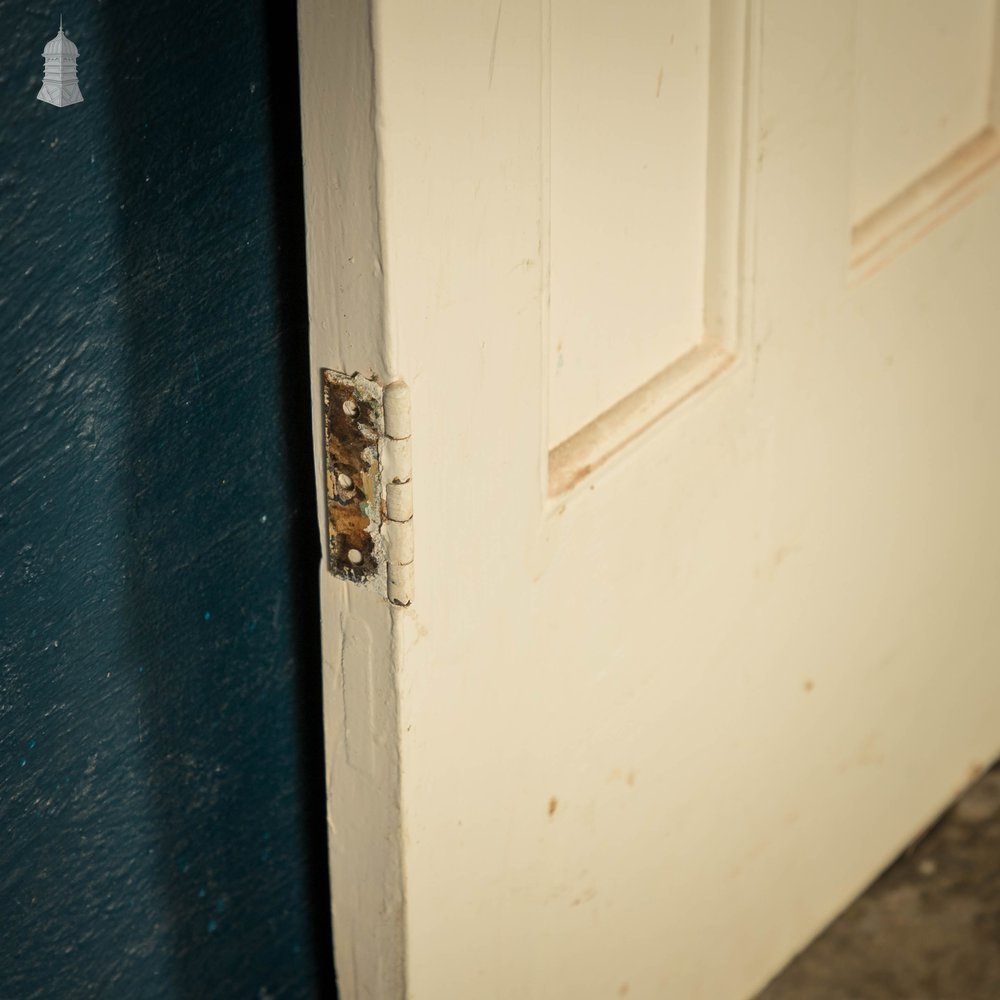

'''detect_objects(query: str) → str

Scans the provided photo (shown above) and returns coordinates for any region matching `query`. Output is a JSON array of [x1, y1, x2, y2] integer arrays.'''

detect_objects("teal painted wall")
[[0, 3, 334, 996]]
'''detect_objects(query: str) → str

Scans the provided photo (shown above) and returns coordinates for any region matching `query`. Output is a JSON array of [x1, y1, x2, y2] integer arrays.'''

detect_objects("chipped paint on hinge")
[[322, 369, 386, 592], [322, 370, 414, 605]]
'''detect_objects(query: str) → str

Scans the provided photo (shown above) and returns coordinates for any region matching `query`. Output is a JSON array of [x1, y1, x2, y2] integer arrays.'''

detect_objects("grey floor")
[[755, 765, 1000, 1000]]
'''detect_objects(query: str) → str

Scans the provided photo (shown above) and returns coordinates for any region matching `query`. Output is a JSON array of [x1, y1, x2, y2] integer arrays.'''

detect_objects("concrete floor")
[[755, 765, 1000, 1000]]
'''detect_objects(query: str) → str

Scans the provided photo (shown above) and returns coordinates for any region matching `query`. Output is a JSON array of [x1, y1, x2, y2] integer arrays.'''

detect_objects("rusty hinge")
[[321, 369, 414, 606]]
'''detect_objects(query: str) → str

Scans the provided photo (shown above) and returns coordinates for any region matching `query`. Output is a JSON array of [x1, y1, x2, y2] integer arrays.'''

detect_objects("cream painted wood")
[[300, 2, 1000, 998]]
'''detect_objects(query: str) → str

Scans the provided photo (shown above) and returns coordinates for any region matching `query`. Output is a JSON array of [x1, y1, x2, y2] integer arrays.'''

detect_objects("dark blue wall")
[[0, 2, 334, 997]]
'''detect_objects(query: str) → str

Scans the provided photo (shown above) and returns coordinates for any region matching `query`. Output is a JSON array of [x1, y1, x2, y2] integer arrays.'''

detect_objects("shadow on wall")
[[101, 0, 333, 995]]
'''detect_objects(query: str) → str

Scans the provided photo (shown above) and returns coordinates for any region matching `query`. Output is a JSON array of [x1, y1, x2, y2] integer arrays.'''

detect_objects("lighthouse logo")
[[37, 17, 84, 108]]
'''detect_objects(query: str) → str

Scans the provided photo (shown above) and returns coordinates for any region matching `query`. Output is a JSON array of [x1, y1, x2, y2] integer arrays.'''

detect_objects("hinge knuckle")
[[383, 379, 412, 440], [385, 480, 413, 522], [382, 436, 412, 484], [387, 561, 414, 607], [383, 518, 415, 566]]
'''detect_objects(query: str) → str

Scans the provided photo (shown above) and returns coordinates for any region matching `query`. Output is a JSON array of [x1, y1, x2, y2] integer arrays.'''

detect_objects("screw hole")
[[346, 548, 363, 565], [336, 472, 355, 492], [342, 399, 358, 417]]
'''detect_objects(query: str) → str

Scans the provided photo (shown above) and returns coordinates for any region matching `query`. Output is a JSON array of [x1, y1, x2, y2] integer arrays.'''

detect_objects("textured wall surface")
[[0, 2, 333, 997]]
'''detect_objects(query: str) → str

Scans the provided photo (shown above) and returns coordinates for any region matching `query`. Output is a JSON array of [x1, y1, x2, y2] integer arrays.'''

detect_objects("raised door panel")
[[547, 0, 745, 494], [851, 0, 1000, 275]]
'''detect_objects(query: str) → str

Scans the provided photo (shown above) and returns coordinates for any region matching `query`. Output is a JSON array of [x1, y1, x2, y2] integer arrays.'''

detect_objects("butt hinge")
[[321, 369, 414, 606]]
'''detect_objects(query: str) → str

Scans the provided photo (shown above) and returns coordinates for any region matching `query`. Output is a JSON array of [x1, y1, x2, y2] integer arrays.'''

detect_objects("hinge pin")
[[382, 379, 414, 607]]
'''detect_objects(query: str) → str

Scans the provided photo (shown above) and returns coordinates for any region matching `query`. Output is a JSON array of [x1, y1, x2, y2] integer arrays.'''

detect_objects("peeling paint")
[[322, 369, 385, 585]]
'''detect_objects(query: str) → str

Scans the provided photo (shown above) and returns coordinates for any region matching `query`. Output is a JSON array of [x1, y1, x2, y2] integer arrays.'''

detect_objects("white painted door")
[[298, 2, 1000, 998]]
